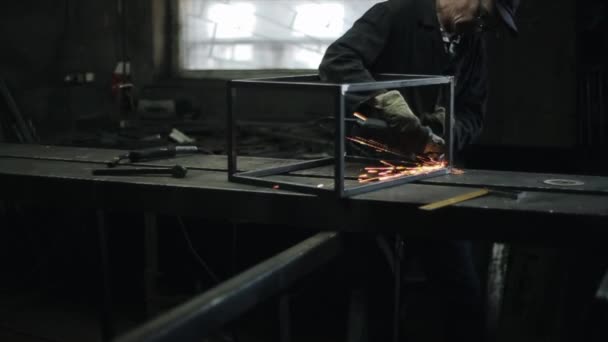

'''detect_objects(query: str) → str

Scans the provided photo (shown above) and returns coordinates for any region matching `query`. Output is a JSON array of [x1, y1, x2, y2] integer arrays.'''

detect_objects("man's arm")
[[318, 2, 392, 83], [318, 2, 444, 155]]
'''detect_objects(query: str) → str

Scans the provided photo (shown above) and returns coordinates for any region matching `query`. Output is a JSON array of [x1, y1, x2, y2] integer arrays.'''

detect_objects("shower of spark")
[[357, 158, 446, 184], [348, 112, 447, 184]]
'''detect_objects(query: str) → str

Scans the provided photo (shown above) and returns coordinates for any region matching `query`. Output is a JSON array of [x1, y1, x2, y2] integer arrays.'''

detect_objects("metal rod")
[[114, 232, 343, 342], [230, 174, 332, 196], [227, 83, 237, 176], [96, 209, 115, 341], [0, 78, 34, 143], [343, 169, 450, 197], [393, 235, 403, 342], [236, 158, 333, 178], [486, 243, 510, 342], [336, 87, 346, 197], [448, 77, 455, 166], [144, 212, 159, 318]]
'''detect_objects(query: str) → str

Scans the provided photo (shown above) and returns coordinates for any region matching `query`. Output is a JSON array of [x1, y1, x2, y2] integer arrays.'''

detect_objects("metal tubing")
[[343, 169, 450, 197], [336, 87, 346, 197], [236, 158, 334, 178], [447, 78, 455, 166], [229, 174, 331, 196], [393, 235, 403, 342], [486, 243, 510, 342], [114, 232, 342, 342], [344, 77, 451, 92], [96, 209, 115, 341], [144, 212, 159, 317], [227, 84, 237, 176]]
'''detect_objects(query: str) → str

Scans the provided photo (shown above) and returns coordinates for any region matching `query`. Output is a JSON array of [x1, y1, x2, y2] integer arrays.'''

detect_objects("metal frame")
[[227, 74, 454, 197]]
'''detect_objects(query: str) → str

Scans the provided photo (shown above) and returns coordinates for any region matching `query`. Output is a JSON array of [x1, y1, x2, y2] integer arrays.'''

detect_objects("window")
[[177, 0, 380, 71]]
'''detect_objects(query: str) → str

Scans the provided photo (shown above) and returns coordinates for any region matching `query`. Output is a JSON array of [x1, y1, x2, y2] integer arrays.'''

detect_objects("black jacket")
[[319, 0, 488, 151]]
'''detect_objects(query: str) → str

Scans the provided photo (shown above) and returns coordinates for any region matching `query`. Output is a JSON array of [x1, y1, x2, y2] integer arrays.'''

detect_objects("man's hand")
[[373, 90, 445, 154], [424, 131, 446, 154]]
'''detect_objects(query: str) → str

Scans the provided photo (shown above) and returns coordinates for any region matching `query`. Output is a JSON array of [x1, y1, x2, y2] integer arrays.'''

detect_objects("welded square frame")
[[227, 74, 454, 198]]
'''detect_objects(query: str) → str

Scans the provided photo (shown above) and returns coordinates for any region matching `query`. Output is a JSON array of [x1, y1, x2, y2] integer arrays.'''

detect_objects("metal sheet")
[[419, 169, 608, 194]]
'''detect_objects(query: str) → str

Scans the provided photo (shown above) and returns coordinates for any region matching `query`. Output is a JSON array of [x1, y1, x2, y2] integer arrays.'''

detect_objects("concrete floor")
[[0, 288, 102, 342]]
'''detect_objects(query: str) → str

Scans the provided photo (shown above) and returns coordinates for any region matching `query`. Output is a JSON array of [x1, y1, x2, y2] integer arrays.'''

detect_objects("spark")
[[347, 135, 447, 184], [353, 112, 368, 121]]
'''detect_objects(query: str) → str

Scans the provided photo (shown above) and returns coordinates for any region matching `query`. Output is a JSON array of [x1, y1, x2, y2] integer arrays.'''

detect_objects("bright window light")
[[293, 4, 344, 38], [178, 0, 380, 71], [208, 3, 256, 39]]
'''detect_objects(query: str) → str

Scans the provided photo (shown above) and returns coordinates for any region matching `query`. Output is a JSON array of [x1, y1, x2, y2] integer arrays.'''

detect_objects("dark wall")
[[0, 0, 160, 137], [483, 0, 577, 148]]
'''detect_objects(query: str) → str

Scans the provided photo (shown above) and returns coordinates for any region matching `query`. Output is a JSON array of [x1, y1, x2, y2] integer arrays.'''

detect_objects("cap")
[[495, 0, 520, 34]]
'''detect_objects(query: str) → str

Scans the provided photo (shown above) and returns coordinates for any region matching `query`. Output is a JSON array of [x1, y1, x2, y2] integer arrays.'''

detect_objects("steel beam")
[[114, 232, 342, 342]]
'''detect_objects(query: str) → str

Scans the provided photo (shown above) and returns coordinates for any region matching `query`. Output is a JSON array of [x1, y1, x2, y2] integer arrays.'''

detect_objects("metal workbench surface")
[[1, 143, 607, 242]]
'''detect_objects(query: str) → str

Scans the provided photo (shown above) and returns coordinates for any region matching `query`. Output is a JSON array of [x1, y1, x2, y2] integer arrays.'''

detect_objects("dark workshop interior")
[[1, 1, 607, 342]]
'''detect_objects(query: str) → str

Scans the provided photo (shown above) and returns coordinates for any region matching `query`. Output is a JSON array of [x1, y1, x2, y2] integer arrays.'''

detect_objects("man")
[[320, 0, 519, 154], [318, 0, 520, 341]]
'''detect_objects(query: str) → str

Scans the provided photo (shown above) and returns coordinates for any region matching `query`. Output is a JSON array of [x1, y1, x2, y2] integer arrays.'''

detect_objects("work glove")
[[420, 105, 457, 137], [373, 90, 445, 154]]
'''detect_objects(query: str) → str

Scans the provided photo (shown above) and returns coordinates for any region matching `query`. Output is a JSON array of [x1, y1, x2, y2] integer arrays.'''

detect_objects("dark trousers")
[[346, 236, 485, 342], [411, 239, 486, 342]]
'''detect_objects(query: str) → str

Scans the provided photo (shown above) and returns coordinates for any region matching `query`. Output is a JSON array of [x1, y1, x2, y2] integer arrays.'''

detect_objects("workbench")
[[1, 143, 608, 342], [0, 143, 607, 241]]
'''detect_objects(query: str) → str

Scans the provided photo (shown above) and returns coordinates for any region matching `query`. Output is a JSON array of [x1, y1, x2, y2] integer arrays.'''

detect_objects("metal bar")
[[231, 80, 338, 91], [227, 84, 237, 176], [447, 78, 455, 166], [236, 158, 334, 178], [230, 174, 330, 196], [0, 78, 34, 143], [233, 74, 320, 82], [336, 87, 346, 197], [114, 232, 343, 342], [144, 212, 160, 317], [343, 169, 450, 197], [344, 77, 451, 92], [486, 243, 510, 342], [96, 209, 115, 341], [231, 74, 451, 93], [393, 235, 403, 342]]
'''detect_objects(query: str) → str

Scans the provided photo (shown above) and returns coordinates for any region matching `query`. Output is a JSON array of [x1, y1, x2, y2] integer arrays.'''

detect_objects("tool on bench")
[[93, 165, 188, 178], [106, 145, 205, 167], [420, 187, 525, 211], [96, 145, 204, 178]]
